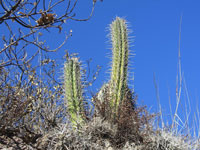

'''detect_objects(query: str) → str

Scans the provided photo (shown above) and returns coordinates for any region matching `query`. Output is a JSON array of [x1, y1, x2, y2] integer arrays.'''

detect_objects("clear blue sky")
[[39, 0, 200, 127]]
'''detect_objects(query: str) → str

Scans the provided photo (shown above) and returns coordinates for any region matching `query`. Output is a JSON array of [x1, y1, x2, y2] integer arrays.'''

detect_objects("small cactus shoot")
[[64, 56, 85, 128]]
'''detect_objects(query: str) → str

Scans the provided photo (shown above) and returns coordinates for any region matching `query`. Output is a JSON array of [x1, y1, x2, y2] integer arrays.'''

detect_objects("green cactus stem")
[[109, 17, 130, 121], [64, 56, 85, 128]]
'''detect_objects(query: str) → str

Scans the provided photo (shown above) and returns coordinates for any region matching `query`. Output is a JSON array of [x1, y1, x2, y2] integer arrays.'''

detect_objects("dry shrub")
[[35, 119, 113, 150], [93, 87, 156, 149]]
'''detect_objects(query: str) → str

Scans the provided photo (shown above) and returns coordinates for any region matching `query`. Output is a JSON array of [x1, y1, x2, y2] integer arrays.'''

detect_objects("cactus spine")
[[64, 56, 85, 128], [109, 17, 130, 120]]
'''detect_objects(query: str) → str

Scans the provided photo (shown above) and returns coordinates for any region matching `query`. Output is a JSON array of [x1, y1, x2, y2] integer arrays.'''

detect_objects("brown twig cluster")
[[0, 0, 95, 28]]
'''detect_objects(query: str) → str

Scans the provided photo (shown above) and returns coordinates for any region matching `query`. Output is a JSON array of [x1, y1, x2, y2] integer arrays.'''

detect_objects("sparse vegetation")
[[0, 1, 199, 150]]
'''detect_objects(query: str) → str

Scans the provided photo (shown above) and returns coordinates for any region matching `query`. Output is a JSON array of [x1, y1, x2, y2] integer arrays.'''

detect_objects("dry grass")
[[1, 82, 200, 150]]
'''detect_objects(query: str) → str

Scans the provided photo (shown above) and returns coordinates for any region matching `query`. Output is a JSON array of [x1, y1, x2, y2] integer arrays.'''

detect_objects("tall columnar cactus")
[[64, 56, 85, 128], [109, 17, 131, 120]]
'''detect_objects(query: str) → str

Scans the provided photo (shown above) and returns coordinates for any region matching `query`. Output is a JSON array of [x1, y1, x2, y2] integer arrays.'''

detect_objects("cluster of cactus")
[[64, 17, 133, 128]]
